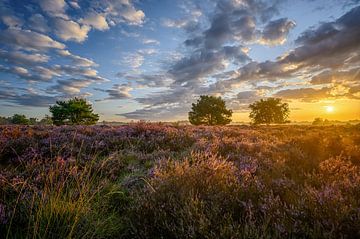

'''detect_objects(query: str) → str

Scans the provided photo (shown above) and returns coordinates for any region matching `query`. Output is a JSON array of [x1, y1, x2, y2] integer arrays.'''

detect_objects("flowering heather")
[[0, 123, 359, 238]]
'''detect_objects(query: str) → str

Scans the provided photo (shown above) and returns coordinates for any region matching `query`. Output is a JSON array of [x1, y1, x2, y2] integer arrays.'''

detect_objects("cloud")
[[47, 78, 94, 96], [137, 48, 158, 55], [274, 87, 331, 101], [310, 68, 360, 85], [142, 38, 160, 45], [12, 66, 29, 76], [260, 18, 296, 45], [121, 0, 284, 119], [162, 18, 190, 28], [280, 6, 360, 69], [120, 29, 140, 38], [53, 18, 90, 42], [123, 3, 360, 120], [124, 73, 172, 87], [138, 87, 192, 106], [0, 86, 18, 100], [94, 0, 145, 26], [122, 53, 144, 69], [27, 14, 50, 33], [225, 90, 262, 111], [120, 104, 188, 121], [70, 55, 97, 67], [0, 64, 60, 82], [32, 66, 61, 81], [0, 28, 65, 51], [95, 84, 132, 100], [110, 2, 145, 25], [0, 64, 28, 79], [237, 90, 259, 100], [162, 16, 201, 33], [0, 85, 56, 107], [183, 0, 283, 50], [10, 93, 56, 107], [161, 1, 203, 33], [80, 13, 109, 30], [38, 0, 68, 18], [57, 50, 98, 67], [68, 1, 80, 9], [0, 1, 23, 27], [53, 65, 100, 79], [169, 46, 250, 86], [212, 6, 360, 96], [0, 49, 50, 66]]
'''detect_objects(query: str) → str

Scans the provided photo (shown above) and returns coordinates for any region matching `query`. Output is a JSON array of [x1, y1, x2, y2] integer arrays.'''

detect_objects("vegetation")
[[312, 117, 332, 125], [1, 123, 360, 238], [0, 114, 52, 125], [249, 98, 290, 125], [9, 114, 30, 125], [188, 95, 232, 125], [49, 98, 99, 126]]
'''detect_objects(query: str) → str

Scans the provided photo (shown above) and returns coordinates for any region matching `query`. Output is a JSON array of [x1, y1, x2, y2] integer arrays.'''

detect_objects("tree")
[[312, 117, 324, 125], [11, 114, 30, 125], [29, 117, 38, 125], [188, 95, 232, 125], [39, 115, 53, 125], [0, 116, 10, 125], [249, 98, 290, 125], [49, 98, 99, 126], [312, 118, 331, 125]]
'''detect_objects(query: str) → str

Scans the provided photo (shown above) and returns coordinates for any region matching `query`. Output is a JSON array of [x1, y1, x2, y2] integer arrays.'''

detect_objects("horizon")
[[1, 0, 360, 122]]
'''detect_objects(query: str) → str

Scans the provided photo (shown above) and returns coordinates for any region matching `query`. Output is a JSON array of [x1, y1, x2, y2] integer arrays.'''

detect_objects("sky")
[[0, 0, 360, 122]]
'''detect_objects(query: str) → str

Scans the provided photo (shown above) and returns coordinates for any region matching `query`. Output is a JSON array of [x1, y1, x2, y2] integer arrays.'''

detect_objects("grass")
[[0, 123, 360, 238]]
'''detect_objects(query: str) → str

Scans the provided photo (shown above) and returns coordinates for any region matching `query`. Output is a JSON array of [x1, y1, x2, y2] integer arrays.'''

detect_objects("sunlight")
[[325, 105, 335, 113]]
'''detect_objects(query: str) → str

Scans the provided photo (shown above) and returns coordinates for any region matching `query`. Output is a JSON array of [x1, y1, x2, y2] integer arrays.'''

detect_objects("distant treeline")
[[312, 118, 360, 126], [0, 114, 52, 125]]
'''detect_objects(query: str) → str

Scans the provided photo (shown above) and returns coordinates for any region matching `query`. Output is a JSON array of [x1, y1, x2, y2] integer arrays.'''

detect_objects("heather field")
[[1, 123, 360, 238]]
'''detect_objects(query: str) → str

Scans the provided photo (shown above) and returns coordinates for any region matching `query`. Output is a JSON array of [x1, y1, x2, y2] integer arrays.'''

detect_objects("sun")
[[325, 105, 334, 113]]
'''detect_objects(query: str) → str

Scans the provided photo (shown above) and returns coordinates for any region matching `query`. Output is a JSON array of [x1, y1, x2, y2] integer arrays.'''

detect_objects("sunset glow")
[[325, 106, 334, 113]]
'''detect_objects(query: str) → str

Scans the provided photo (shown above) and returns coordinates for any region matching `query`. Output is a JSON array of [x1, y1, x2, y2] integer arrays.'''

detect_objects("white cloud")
[[53, 18, 90, 42], [33, 66, 61, 81], [68, 1, 80, 9], [1, 15, 23, 27], [0, 28, 65, 51], [38, 0, 68, 18], [99, 0, 145, 26], [118, 7, 145, 25], [56, 49, 97, 67], [162, 18, 188, 28], [122, 53, 144, 69], [56, 49, 72, 57], [80, 13, 109, 30], [137, 48, 158, 55], [142, 38, 160, 45], [95, 84, 132, 100], [48, 78, 94, 95], [0, 49, 49, 65], [13, 66, 29, 76]]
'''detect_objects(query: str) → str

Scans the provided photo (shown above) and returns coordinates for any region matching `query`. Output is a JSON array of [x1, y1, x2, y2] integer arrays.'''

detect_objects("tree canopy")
[[249, 98, 290, 125], [10, 114, 30, 125], [188, 95, 232, 125], [49, 98, 99, 126]]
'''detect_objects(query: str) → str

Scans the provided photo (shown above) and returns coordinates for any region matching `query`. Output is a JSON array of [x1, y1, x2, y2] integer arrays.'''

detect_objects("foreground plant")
[[0, 124, 359, 238]]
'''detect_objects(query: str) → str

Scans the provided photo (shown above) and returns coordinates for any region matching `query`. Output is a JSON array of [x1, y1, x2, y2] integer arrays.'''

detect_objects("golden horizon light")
[[325, 105, 335, 113]]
